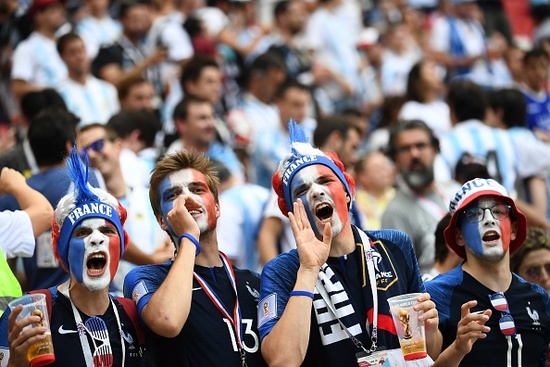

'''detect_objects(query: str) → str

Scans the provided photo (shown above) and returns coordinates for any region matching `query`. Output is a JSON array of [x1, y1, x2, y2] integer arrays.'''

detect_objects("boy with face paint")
[[258, 121, 442, 366], [0, 149, 146, 367], [123, 150, 266, 367], [426, 178, 550, 366]]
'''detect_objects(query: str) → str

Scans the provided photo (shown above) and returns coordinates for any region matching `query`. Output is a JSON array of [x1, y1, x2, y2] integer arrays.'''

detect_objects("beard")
[[401, 163, 434, 190]]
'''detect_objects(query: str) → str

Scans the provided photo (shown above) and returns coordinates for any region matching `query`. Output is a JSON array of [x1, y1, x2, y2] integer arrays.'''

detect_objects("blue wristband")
[[289, 290, 314, 299], [178, 233, 201, 256]]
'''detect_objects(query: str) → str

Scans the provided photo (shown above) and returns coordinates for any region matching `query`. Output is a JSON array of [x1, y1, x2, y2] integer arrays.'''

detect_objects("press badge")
[[356, 350, 388, 367], [36, 231, 58, 268]]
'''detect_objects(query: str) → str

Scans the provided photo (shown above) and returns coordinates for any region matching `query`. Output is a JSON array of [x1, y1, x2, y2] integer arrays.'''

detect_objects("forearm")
[[123, 241, 154, 265], [426, 329, 443, 361], [261, 267, 318, 366], [9, 185, 53, 238], [432, 342, 467, 367], [141, 240, 196, 337]]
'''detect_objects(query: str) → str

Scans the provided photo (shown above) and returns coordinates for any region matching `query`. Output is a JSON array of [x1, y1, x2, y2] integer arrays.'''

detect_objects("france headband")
[[280, 120, 352, 213], [55, 149, 125, 270]]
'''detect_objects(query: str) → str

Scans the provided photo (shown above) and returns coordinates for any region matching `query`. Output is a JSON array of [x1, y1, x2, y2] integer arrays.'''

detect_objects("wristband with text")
[[289, 290, 314, 299], [178, 233, 201, 256]]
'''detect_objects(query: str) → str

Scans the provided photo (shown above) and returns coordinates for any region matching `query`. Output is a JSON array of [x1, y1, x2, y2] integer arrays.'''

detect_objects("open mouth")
[[86, 252, 107, 277], [188, 209, 203, 217], [482, 230, 500, 244], [315, 203, 334, 222]]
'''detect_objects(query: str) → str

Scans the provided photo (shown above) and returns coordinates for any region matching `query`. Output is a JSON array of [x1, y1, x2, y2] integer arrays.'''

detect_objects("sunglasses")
[[79, 138, 105, 160], [83, 315, 113, 365], [524, 263, 550, 280], [463, 204, 511, 223], [489, 292, 516, 336]]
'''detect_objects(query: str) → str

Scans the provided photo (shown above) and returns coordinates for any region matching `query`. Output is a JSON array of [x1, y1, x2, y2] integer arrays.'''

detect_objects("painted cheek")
[[68, 237, 86, 284], [192, 170, 217, 230], [499, 219, 512, 253], [460, 220, 484, 256], [328, 182, 348, 225], [108, 236, 121, 280], [158, 177, 176, 236]]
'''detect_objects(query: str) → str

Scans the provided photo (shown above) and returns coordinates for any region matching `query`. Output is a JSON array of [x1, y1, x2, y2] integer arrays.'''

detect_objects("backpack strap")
[[115, 296, 145, 347]]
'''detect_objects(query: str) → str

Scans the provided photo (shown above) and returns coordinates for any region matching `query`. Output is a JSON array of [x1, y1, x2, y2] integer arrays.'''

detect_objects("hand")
[[0, 167, 26, 195], [166, 195, 200, 240], [452, 300, 491, 355], [288, 199, 331, 271], [414, 293, 439, 337], [7, 305, 48, 367]]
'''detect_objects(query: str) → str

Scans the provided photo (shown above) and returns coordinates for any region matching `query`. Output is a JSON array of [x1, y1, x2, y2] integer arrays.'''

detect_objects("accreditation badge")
[[356, 350, 388, 367]]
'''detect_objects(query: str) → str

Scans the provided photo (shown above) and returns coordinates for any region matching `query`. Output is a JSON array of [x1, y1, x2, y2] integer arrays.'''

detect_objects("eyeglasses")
[[79, 138, 105, 160], [524, 263, 550, 280], [489, 292, 516, 336], [463, 204, 511, 223]]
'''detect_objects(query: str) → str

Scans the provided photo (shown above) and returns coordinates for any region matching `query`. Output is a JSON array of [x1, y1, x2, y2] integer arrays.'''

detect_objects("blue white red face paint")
[[69, 218, 120, 291], [289, 165, 349, 237], [460, 196, 513, 261], [158, 168, 219, 238]]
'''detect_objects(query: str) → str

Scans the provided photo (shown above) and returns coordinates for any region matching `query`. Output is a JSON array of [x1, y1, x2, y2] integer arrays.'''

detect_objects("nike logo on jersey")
[[192, 287, 202, 291], [58, 325, 78, 334]]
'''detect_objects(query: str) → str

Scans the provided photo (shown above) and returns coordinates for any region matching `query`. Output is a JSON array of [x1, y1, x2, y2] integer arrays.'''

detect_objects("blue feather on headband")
[[66, 147, 99, 204]]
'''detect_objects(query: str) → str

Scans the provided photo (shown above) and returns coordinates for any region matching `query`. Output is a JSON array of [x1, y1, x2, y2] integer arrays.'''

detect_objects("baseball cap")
[[444, 178, 527, 259], [29, 0, 64, 17]]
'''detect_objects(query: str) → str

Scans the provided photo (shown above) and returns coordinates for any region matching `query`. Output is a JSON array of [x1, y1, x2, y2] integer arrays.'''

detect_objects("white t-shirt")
[[11, 32, 67, 87], [398, 100, 452, 139], [0, 210, 35, 259]]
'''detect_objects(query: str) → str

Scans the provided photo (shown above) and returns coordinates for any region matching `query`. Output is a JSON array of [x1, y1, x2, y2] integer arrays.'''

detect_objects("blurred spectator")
[[107, 109, 162, 188], [0, 0, 21, 123], [511, 227, 550, 294], [0, 108, 85, 291], [213, 160, 269, 271], [92, 0, 166, 100], [0, 89, 67, 177], [453, 152, 490, 185], [168, 95, 245, 181], [250, 79, 311, 188], [11, 0, 67, 100], [303, 0, 362, 114], [380, 22, 423, 96], [56, 32, 120, 126], [429, 0, 490, 83], [519, 48, 550, 142], [398, 58, 451, 139], [354, 150, 396, 230], [117, 75, 156, 111], [239, 50, 287, 140], [74, 0, 122, 59], [365, 94, 406, 152], [77, 122, 170, 295], [422, 212, 462, 281], [442, 80, 550, 231], [502, 43, 524, 86], [382, 119, 460, 273], [486, 87, 550, 230]]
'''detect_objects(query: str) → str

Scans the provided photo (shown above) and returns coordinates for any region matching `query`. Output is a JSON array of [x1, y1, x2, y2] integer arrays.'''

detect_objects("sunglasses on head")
[[79, 138, 105, 160], [489, 292, 516, 336], [524, 263, 550, 280]]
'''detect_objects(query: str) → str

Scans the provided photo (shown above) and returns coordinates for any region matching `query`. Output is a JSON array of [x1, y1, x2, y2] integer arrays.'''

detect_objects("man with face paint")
[[0, 149, 146, 367], [123, 150, 266, 366], [258, 121, 442, 366], [382, 119, 460, 274], [425, 178, 550, 366]]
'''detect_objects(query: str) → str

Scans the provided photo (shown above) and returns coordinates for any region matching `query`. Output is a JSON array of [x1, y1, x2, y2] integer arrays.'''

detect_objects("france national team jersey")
[[0, 288, 144, 367], [124, 261, 266, 367], [426, 267, 550, 367], [521, 87, 550, 136], [258, 226, 425, 366]]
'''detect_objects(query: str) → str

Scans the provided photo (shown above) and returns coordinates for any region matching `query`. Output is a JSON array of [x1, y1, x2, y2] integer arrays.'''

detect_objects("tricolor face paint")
[[460, 196, 513, 262], [289, 165, 349, 237], [158, 168, 219, 237], [69, 218, 120, 291]]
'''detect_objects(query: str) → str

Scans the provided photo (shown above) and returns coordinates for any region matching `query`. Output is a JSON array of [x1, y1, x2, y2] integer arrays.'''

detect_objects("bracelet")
[[178, 233, 201, 256], [289, 290, 314, 299]]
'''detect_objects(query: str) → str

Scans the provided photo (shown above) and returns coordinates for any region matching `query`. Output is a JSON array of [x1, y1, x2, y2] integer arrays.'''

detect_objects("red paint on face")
[[108, 234, 121, 281], [192, 169, 218, 231]]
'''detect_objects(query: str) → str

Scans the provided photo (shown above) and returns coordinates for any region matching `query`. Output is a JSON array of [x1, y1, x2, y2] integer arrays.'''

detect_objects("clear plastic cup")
[[387, 293, 427, 361]]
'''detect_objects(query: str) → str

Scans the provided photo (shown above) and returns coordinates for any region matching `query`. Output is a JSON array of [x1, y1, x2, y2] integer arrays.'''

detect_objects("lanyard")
[[315, 229, 379, 354], [193, 252, 247, 367], [60, 281, 126, 367]]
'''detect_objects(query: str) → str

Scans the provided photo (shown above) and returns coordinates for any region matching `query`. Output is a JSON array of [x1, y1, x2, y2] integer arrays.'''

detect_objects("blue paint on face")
[[68, 236, 86, 284], [290, 168, 321, 237], [460, 216, 484, 256], [158, 176, 177, 237]]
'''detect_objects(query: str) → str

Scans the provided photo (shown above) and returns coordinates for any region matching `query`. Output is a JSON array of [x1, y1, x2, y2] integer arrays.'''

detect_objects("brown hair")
[[510, 227, 550, 273], [149, 149, 220, 217]]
